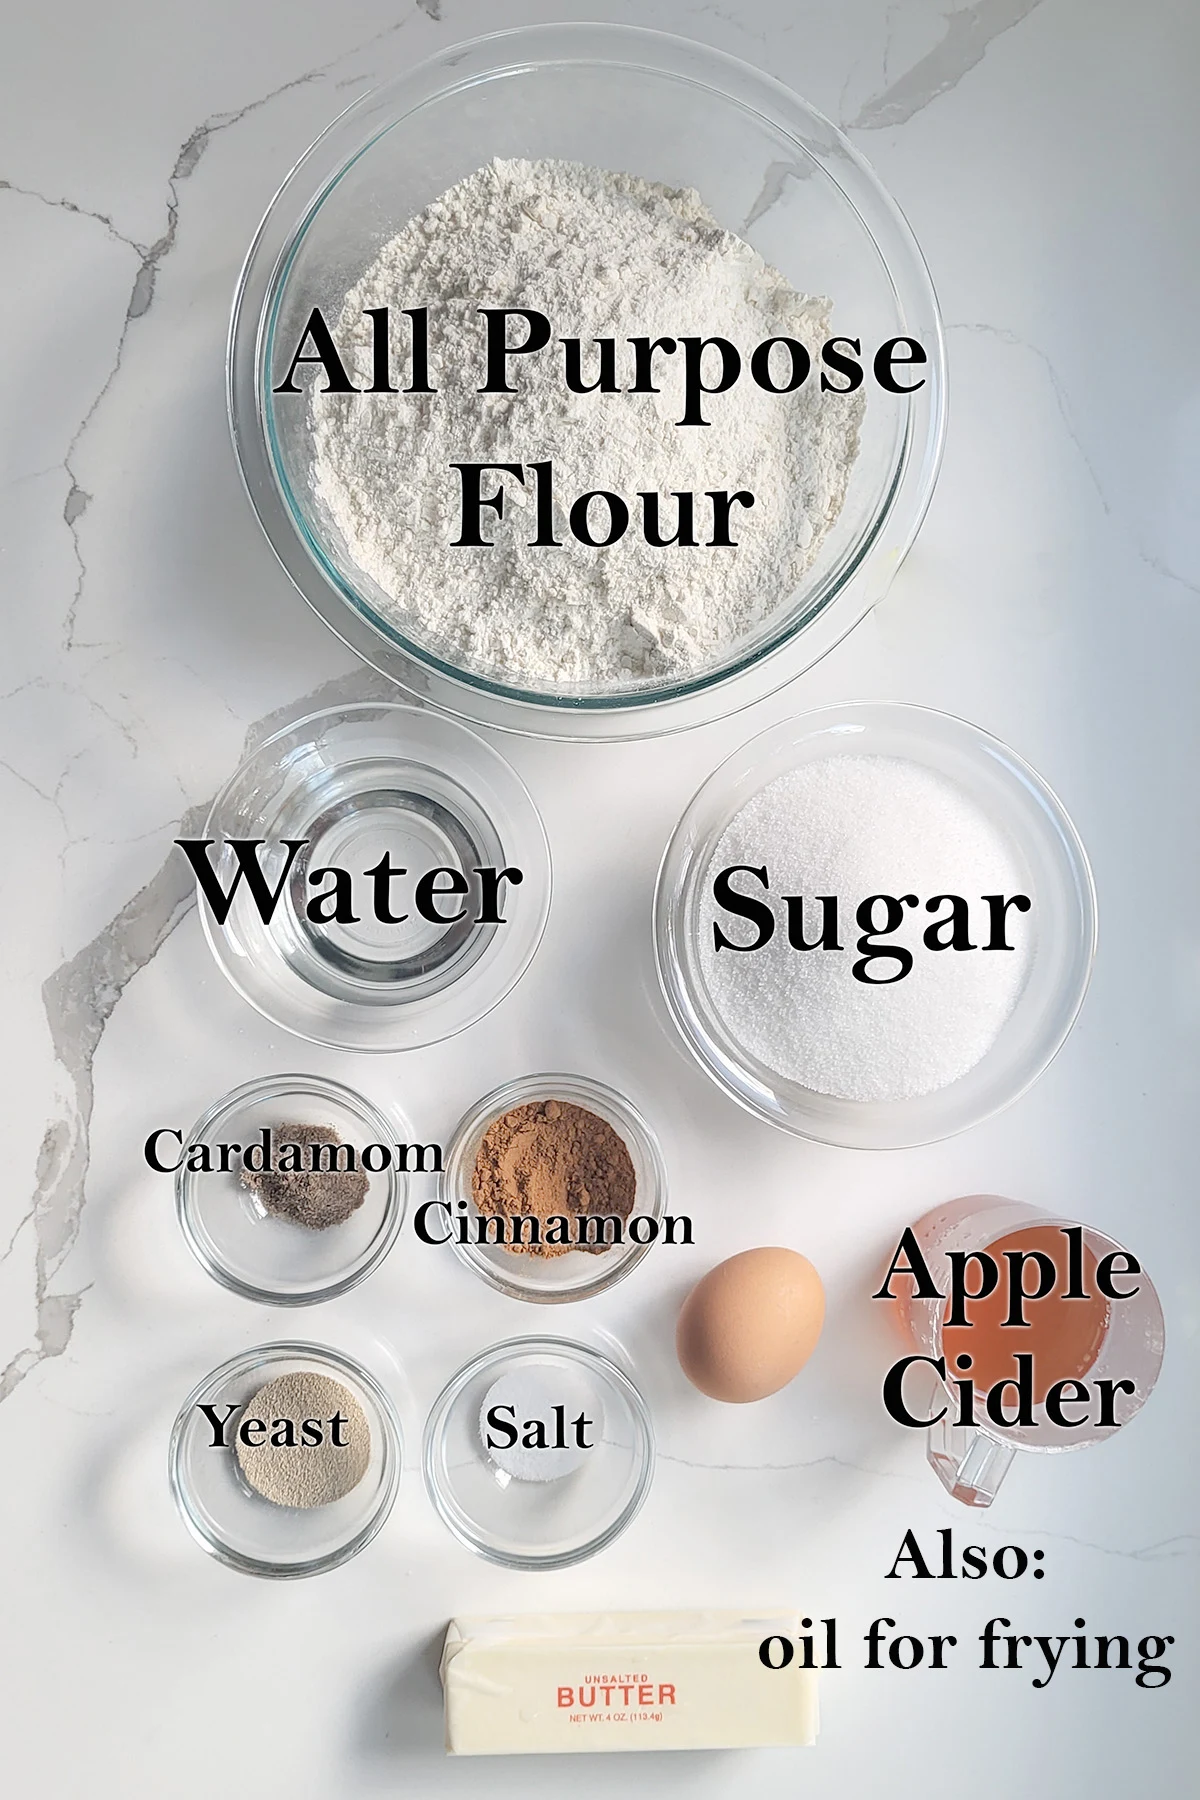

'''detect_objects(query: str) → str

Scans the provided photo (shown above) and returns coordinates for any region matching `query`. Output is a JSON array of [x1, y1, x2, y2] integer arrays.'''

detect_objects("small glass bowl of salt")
[[422, 1337, 654, 1569], [654, 702, 1096, 1149]]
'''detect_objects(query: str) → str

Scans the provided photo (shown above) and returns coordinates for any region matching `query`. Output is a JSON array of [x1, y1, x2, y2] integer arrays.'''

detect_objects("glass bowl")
[[654, 703, 1097, 1148], [229, 23, 946, 740], [193, 702, 550, 1050], [175, 1074, 408, 1305], [440, 1074, 667, 1304], [423, 1337, 654, 1569], [169, 1342, 402, 1578]]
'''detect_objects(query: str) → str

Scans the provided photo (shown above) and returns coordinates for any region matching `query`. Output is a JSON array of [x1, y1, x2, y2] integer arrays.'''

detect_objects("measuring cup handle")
[[926, 1415, 1016, 1507]]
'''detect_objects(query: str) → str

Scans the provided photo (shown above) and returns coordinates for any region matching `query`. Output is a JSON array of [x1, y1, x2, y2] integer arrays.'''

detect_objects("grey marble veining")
[[848, 0, 1046, 130], [2, 666, 399, 1404]]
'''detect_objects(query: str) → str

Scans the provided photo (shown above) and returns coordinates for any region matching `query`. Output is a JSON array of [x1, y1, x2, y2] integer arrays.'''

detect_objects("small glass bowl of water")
[[194, 702, 551, 1050]]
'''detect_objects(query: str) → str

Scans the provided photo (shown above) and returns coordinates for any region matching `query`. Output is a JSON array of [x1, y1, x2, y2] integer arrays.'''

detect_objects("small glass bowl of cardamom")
[[440, 1074, 668, 1303], [169, 1342, 402, 1578], [175, 1075, 409, 1305]]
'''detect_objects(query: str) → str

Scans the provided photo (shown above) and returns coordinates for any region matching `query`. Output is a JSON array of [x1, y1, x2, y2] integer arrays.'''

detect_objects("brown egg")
[[676, 1247, 825, 1402]]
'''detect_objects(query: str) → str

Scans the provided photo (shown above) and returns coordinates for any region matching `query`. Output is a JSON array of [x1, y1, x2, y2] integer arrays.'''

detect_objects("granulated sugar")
[[310, 158, 863, 688], [701, 756, 1033, 1102]]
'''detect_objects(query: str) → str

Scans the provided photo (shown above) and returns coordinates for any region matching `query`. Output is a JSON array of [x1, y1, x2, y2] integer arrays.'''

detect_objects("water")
[[257, 757, 504, 1007]]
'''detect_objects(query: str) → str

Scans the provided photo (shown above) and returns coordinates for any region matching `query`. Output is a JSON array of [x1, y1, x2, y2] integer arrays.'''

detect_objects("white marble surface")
[[1, 2, 1196, 1794]]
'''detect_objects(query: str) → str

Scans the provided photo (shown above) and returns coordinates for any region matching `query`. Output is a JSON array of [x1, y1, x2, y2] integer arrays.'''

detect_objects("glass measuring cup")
[[893, 1196, 1164, 1507]]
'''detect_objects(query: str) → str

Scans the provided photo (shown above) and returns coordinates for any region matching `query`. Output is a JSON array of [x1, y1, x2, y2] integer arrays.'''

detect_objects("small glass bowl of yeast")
[[169, 1343, 401, 1578]]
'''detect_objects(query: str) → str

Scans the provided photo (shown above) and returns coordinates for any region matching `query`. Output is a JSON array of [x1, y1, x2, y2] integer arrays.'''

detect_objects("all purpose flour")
[[309, 158, 864, 688]]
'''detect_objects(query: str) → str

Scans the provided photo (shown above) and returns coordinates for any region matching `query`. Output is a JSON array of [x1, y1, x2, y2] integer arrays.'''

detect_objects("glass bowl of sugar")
[[654, 703, 1097, 1149], [423, 1337, 654, 1569], [169, 1343, 402, 1578], [229, 23, 945, 740]]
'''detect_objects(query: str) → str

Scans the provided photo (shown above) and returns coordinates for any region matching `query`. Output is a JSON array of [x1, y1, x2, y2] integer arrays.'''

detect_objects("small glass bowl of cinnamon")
[[440, 1073, 668, 1303]]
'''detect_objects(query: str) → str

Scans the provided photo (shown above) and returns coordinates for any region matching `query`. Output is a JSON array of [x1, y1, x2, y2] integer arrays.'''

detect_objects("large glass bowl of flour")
[[230, 24, 946, 740]]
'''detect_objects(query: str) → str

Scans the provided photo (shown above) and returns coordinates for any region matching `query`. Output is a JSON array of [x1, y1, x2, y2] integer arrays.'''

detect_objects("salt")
[[701, 755, 1033, 1102], [479, 1368, 600, 1485]]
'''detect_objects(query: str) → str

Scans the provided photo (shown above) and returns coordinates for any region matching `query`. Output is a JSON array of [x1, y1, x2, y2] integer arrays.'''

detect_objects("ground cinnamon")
[[471, 1099, 636, 1258]]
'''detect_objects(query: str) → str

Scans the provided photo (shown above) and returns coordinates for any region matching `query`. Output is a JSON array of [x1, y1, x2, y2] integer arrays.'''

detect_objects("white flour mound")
[[310, 158, 864, 687]]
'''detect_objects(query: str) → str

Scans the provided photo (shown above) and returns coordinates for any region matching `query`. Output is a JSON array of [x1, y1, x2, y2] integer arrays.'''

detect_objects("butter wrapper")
[[440, 1610, 817, 1755]]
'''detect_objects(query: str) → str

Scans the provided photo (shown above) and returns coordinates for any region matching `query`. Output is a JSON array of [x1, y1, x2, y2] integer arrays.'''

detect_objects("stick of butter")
[[440, 1611, 817, 1755]]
